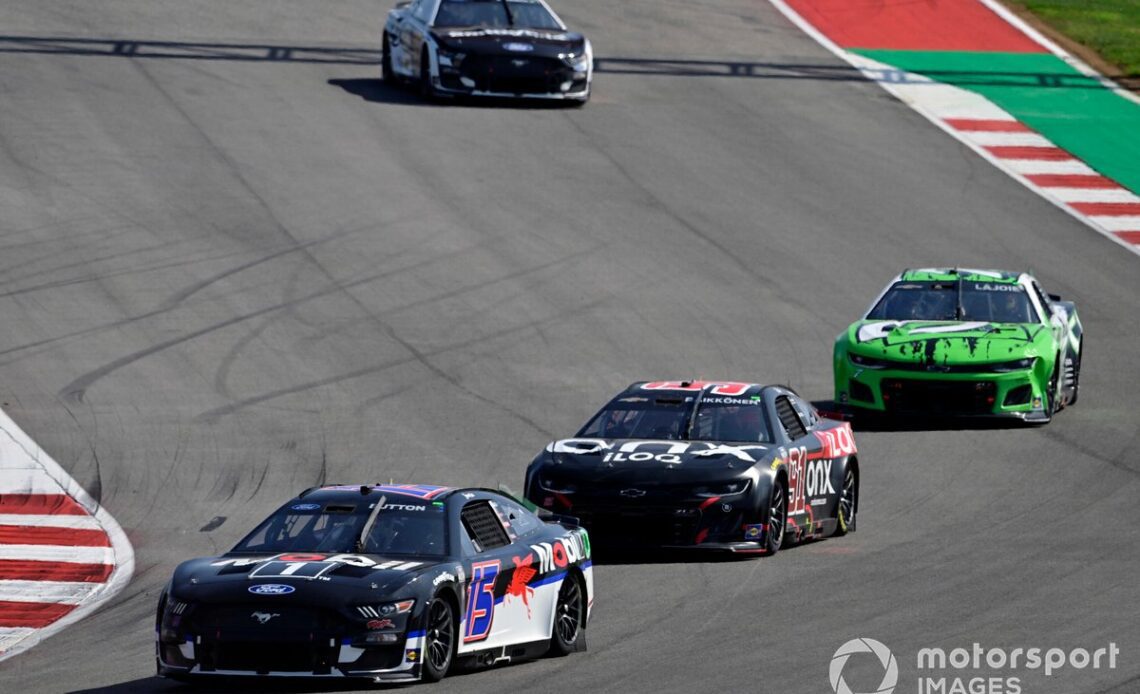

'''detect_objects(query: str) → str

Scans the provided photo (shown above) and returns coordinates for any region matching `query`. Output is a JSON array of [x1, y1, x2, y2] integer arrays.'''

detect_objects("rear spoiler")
[[497, 483, 581, 527]]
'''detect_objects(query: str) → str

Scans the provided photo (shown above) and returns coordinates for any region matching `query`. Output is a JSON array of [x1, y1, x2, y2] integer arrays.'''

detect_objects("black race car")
[[156, 484, 592, 683], [524, 381, 860, 554], [382, 0, 593, 102]]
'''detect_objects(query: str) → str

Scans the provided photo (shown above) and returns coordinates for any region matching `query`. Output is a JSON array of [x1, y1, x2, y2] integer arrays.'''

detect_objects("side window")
[[792, 396, 819, 429], [1028, 281, 1052, 322], [460, 501, 511, 553], [775, 396, 808, 440], [413, 0, 434, 23], [493, 498, 543, 538]]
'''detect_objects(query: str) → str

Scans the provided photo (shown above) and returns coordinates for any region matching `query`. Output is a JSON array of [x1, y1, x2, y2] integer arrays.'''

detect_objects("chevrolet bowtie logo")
[[620, 488, 646, 498]]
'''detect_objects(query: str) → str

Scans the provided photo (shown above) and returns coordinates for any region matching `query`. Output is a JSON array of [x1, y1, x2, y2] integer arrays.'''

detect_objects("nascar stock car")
[[156, 484, 592, 683], [834, 268, 1082, 422], [382, 0, 593, 102], [524, 381, 860, 555]]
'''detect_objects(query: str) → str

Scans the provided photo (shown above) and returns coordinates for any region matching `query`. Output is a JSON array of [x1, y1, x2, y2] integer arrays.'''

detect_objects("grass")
[[1004, 0, 1140, 76]]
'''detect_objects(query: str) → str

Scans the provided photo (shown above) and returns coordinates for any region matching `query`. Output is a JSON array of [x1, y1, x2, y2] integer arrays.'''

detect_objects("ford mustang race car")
[[382, 0, 593, 102], [524, 381, 860, 555], [834, 269, 1082, 422], [156, 484, 592, 683]]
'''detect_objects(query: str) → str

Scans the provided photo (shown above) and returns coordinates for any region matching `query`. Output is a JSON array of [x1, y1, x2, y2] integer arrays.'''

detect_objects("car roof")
[[292, 484, 458, 506], [898, 268, 1024, 284]]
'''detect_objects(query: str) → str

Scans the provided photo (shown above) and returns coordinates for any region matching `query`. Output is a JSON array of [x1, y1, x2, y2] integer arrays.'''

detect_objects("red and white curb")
[[769, 0, 1140, 258], [0, 409, 134, 661]]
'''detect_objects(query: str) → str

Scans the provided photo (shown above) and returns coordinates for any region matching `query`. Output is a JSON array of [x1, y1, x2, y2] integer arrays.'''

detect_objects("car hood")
[[170, 552, 439, 603], [536, 438, 771, 484], [848, 320, 1048, 364], [433, 27, 586, 58]]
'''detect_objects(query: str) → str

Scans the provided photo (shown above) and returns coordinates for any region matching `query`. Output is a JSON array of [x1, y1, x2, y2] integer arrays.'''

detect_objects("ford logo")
[[290, 503, 321, 511], [249, 583, 295, 595], [503, 42, 534, 52]]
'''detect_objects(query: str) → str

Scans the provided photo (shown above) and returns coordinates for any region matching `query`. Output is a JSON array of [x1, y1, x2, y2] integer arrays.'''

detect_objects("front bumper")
[[157, 605, 425, 682], [434, 55, 590, 99], [835, 357, 1048, 419]]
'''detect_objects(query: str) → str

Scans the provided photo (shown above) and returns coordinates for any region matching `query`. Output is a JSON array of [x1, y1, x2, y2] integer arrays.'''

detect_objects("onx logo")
[[830, 638, 898, 694]]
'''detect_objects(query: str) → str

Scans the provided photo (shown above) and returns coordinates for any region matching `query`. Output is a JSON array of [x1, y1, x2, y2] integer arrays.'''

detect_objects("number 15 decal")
[[464, 560, 500, 643]]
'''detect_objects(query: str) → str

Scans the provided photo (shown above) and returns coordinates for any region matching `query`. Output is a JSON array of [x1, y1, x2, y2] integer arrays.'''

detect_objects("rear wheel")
[[421, 597, 455, 682], [548, 572, 584, 656], [834, 465, 857, 536], [765, 480, 787, 553]]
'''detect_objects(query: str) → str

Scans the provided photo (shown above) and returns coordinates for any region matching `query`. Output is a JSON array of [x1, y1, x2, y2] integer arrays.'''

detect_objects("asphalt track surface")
[[1, 1, 1138, 692]]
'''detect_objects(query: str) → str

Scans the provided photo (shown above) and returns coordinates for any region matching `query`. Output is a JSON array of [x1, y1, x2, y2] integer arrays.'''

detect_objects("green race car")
[[834, 269, 1082, 423]]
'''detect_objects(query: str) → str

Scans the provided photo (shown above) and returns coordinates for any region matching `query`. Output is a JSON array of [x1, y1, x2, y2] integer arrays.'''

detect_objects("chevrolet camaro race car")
[[382, 0, 593, 101], [156, 484, 592, 683], [834, 268, 1083, 422], [524, 381, 860, 555]]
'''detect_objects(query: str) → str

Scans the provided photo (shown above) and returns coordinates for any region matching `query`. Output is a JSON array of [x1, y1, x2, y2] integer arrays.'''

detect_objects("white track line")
[[1046, 188, 1140, 204], [0, 409, 134, 661], [767, 0, 1140, 259], [0, 580, 100, 605], [0, 515, 103, 530], [0, 545, 113, 564]]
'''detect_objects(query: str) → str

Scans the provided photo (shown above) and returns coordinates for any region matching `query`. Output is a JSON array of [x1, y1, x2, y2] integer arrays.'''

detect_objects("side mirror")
[[1048, 293, 1062, 302]]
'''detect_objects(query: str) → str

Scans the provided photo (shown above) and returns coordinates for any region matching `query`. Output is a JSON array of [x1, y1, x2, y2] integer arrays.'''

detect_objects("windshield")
[[232, 501, 447, 557], [576, 393, 772, 443], [434, 0, 562, 29], [867, 281, 1037, 323]]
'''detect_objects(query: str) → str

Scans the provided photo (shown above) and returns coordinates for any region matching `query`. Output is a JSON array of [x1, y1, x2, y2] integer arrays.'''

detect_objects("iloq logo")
[[830, 638, 899, 694], [248, 583, 295, 596]]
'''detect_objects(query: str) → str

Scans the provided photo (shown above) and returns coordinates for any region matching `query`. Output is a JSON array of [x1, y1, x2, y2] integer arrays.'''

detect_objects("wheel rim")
[[769, 484, 785, 546], [839, 468, 856, 528], [555, 576, 581, 645], [426, 599, 452, 672]]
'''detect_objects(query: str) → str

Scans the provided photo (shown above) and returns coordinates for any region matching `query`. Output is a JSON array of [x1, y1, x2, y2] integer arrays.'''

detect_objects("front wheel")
[[548, 572, 584, 656], [419, 48, 437, 101], [421, 597, 455, 682], [833, 465, 857, 536], [382, 34, 395, 84], [765, 481, 787, 553]]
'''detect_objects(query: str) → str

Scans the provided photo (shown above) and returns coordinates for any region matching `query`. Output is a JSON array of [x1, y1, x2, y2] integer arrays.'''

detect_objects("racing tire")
[[421, 596, 456, 682], [419, 48, 437, 102], [382, 34, 395, 84], [833, 464, 857, 537], [765, 480, 787, 553], [547, 571, 584, 656], [1068, 338, 1082, 407], [1045, 353, 1062, 420]]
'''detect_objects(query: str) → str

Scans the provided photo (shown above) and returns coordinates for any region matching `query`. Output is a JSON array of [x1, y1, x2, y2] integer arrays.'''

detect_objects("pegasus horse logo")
[[506, 554, 537, 618]]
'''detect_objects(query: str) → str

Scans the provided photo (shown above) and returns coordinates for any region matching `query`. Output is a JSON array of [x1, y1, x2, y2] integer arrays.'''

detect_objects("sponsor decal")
[[806, 459, 836, 497], [506, 554, 537, 618], [642, 380, 752, 395], [446, 28, 571, 40], [554, 439, 769, 465], [974, 283, 1021, 292], [743, 523, 763, 540], [433, 572, 456, 586], [250, 611, 280, 624], [248, 584, 295, 596], [618, 397, 648, 403], [366, 618, 395, 630], [405, 649, 419, 662], [213, 554, 421, 571], [701, 397, 763, 406], [378, 502, 427, 512], [250, 559, 340, 580], [811, 498, 828, 506], [456, 564, 466, 583], [814, 423, 857, 459], [290, 503, 321, 511], [503, 42, 534, 52], [530, 533, 589, 574]]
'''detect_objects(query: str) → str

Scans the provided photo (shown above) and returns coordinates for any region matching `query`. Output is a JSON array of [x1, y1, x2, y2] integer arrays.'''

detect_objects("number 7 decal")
[[464, 560, 501, 643]]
